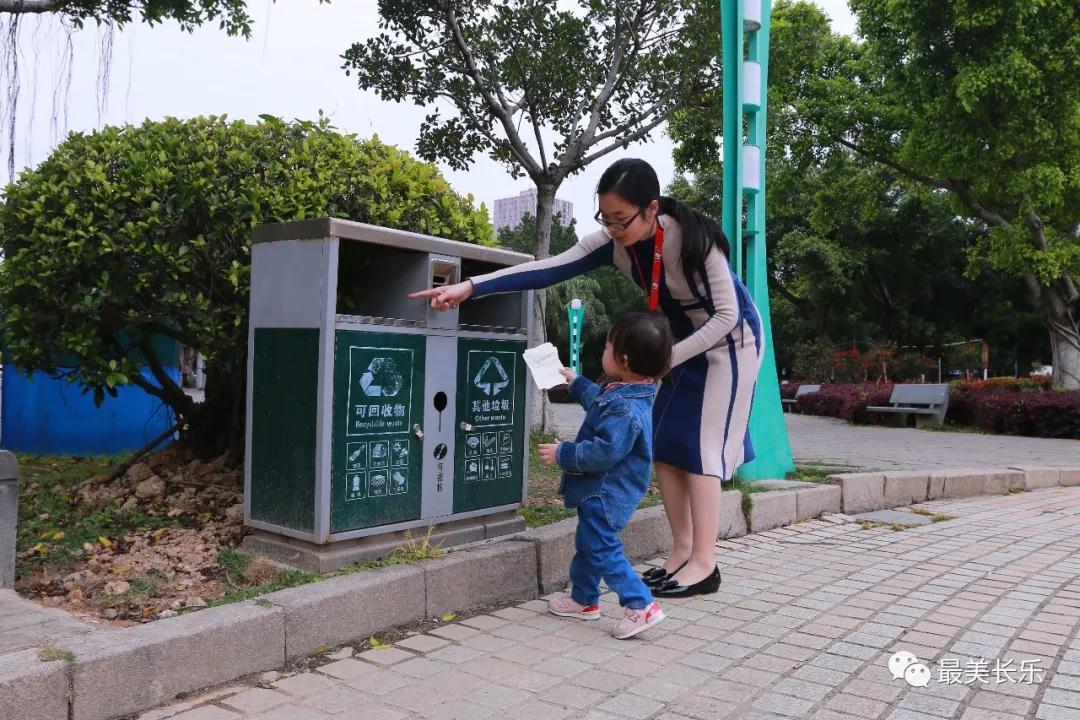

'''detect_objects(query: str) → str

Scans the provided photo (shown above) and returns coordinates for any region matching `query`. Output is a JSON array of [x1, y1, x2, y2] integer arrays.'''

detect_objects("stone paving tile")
[[146, 488, 1080, 720], [217, 689, 289, 714], [171, 708, 240, 720], [394, 633, 450, 653]]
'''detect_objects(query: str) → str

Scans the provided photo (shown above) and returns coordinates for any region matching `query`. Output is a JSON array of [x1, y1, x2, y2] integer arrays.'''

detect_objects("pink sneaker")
[[612, 601, 665, 639], [548, 593, 601, 620]]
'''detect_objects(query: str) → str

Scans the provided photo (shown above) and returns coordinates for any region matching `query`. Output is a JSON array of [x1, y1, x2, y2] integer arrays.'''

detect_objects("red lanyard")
[[630, 222, 664, 312], [649, 223, 664, 311]]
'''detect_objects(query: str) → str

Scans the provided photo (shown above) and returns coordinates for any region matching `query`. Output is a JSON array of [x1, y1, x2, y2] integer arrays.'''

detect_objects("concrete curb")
[[4, 464, 1078, 719], [829, 465, 1080, 509], [0, 648, 68, 720], [0, 452, 19, 590], [66, 602, 285, 720], [261, 563, 425, 661]]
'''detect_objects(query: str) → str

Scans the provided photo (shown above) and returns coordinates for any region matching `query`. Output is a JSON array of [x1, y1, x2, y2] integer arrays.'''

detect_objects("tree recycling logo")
[[360, 357, 404, 397], [473, 356, 509, 396]]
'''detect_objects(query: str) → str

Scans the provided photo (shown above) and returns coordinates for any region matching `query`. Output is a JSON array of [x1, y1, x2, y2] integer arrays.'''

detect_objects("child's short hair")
[[607, 311, 674, 378]]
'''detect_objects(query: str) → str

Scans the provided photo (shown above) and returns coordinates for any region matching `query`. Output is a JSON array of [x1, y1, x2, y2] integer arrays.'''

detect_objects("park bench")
[[866, 383, 950, 428], [781, 384, 820, 413]]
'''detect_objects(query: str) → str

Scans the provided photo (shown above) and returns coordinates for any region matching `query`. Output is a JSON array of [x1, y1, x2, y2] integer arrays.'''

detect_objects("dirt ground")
[[17, 441, 572, 626], [17, 447, 249, 625]]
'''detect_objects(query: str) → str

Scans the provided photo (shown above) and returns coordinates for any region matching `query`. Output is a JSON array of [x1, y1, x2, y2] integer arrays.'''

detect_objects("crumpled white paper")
[[522, 342, 568, 390]]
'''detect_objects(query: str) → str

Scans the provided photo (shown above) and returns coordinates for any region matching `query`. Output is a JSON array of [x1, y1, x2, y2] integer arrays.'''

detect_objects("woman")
[[409, 158, 764, 597]]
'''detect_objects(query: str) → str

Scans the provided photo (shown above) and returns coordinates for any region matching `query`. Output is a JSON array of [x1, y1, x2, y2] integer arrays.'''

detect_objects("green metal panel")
[[330, 330, 426, 533], [454, 338, 527, 513], [250, 328, 319, 532]]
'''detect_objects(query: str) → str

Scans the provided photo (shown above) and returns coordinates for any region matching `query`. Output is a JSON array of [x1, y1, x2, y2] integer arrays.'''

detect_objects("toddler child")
[[538, 311, 673, 639]]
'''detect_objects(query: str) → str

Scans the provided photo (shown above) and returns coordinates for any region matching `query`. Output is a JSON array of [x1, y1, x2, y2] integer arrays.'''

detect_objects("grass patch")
[[38, 645, 75, 663], [209, 548, 322, 607], [858, 518, 920, 531], [728, 479, 774, 495], [910, 507, 955, 523], [94, 576, 163, 606], [784, 465, 842, 482], [15, 453, 185, 579], [923, 423, 986, 434], [210, 527, 446, 607], [520, 506, 575, 527], [384, 526, 443, 563]]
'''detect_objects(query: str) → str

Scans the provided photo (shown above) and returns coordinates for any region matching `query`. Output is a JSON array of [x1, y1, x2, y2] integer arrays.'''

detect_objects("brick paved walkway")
[[145, 487, 1080, 720], [551, 405, 1080, 471]]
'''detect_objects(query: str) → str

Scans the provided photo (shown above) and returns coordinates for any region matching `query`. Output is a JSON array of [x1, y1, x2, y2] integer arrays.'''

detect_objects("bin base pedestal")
[[243, 511, 526, 573]]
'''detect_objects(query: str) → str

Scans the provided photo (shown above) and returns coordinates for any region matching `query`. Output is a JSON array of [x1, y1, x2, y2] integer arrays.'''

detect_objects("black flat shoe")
[[652, 566, 721, 598], [642, 560, 688, 587]]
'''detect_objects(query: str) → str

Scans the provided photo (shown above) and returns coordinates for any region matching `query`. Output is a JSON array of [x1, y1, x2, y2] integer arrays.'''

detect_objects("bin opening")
[[460, 258, 527, 334], [430, 258, 460, 288], [337, 241, 428, 323]]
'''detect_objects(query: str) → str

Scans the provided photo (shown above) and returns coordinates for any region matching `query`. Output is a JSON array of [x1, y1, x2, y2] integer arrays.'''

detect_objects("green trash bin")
[[242, 218, 534, 570]]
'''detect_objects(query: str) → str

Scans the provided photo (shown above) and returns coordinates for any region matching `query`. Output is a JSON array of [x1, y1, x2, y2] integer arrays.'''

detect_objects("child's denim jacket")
[[555, 375, 656, 531]]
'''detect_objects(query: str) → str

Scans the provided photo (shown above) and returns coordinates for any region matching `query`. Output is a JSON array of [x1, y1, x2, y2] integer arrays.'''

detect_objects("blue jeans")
[[570, 497, 653, 610]]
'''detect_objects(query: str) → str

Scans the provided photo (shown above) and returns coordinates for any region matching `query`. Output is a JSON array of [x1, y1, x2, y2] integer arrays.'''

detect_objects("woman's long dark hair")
[[596, 158, 730, 282]]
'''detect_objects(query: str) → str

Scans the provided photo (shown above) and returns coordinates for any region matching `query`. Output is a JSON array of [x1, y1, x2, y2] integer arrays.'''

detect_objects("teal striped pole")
[[567, 299, 585, 375], [722, 0, 795, 480]]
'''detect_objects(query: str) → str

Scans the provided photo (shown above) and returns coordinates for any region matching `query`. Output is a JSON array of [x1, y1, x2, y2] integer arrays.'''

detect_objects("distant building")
[[493, 188, 574, 232]]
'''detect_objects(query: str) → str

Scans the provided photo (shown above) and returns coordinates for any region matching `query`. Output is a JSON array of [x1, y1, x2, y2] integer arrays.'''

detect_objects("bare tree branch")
[[834, 136, 956, 194], [569, 1, 650, 162], [442, 4, 541, 177], [589, 98, 670, 145], [579, 111, 668, 168]]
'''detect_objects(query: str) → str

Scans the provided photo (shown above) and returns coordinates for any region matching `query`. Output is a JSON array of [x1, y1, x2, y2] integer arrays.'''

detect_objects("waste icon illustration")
[[360, 357, 404, 397], [391, 440, 409, 467], [390, 470, 407, 495], [473, 356, 509, 396], [369, 472, 387, 497]]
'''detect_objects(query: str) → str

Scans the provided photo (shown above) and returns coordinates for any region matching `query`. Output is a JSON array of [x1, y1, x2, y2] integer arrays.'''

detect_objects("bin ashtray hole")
[[433, 391, 447, 431]]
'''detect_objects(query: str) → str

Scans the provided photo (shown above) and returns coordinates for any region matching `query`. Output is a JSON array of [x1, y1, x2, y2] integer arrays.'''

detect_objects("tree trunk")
[[531, 182, 560, 434], [182, 361, 247, 462], [1037, 278, 1080, 390]]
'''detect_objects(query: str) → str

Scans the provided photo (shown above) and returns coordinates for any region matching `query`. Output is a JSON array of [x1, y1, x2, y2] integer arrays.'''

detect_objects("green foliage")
[[0, 115, 493, 450], [6, 0, 282, 37], [343, 1, 719, 264], [838, 0, 1080, 281], [754, 0, 1080, 386], [344, 1, 718, 179], [496, 214, 576, 257], [670, 0, 1052, 378]]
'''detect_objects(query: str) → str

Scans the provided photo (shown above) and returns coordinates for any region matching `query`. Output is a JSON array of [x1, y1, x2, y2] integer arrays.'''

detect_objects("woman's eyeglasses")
[[594, 207, 644, 231]]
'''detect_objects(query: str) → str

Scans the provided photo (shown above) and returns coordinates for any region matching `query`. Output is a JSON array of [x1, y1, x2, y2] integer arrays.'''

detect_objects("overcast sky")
[[2, 1, 856, 230]]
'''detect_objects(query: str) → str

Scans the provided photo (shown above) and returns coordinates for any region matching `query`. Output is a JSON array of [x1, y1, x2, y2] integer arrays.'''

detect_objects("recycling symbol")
[[360, 357, 403, 397], [473, 357, 509, 396]]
